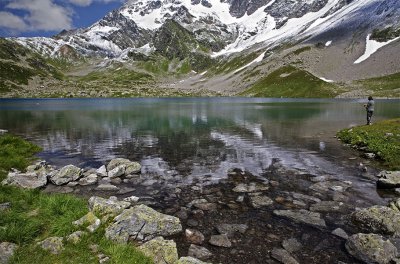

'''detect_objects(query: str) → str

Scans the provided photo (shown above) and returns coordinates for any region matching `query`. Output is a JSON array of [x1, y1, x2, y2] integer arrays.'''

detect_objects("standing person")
[[364, 96, 374, 125]]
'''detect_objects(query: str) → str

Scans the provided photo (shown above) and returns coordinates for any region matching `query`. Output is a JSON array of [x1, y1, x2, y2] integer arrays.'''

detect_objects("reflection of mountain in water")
[[0, 98, 398, 184]]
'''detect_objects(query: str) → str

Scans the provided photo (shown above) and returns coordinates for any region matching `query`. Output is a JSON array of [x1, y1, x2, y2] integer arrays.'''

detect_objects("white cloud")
[[5, 0, 73, 32], [68, 0, 124, 6], [68, 0, 92, 6], [0, 11, 28, 31]]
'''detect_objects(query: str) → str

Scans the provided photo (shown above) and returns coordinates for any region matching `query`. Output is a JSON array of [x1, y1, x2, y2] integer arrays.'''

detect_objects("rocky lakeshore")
[[2, 156, 400, 264]]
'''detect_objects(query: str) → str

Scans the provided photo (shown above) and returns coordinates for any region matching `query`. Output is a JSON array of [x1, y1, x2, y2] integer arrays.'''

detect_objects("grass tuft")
[[337, 118, 400, 170]]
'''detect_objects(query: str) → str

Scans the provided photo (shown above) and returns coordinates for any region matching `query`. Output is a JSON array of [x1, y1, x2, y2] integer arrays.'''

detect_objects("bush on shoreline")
[[337, 119, 400, 170]]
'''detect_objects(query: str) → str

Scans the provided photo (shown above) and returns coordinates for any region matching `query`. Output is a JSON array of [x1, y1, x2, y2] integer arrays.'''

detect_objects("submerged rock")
[[271, 248, 299, 264], [351, 206, 400, 236], [282, 238, 302, 253], [2, 171, 47, 189], [185, 229, 205, 244], [249, 195, 273, 208], [0, 242, 18, 264], [273, 209, 326, 228], [310, 201, 347, 213], [209, 234, 232, 248], [95, 184, 119, 191], [105, 204, 182, 243], [139, 237, 179, 264], [345, 233, 397, 264], [38, 237, 64, 255], [50, 165, 82, 185], [188, 244, 213, 260], [216, 224, 248, 237], [232, 182, 269, 193]]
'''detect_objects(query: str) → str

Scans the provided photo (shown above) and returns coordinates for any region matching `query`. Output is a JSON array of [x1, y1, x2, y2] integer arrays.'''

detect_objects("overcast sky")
[[0, 0, 125, 37]]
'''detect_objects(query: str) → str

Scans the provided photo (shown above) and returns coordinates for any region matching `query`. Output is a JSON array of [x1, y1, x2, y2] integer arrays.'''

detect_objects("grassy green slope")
[[337, 119, 400, 170], [240, 65, 337, 98], [0, 134, 152, 263], [0, 38, 65, 94], [356, 72, 400, 97]]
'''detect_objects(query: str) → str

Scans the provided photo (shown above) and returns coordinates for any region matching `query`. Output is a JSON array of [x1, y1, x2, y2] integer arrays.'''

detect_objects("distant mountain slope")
[[2, 0, 400, 98]]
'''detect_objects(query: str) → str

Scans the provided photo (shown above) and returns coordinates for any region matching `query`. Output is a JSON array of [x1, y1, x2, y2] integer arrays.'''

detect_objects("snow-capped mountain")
[[11, 0, 400, 59]]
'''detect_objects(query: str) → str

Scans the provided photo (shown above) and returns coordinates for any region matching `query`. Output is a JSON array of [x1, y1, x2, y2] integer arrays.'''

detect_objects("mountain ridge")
[[1, 0, 400, 98]]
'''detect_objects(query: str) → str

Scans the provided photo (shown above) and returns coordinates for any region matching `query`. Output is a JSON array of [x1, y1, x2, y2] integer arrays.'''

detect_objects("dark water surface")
[[1, 97, 399, 263]]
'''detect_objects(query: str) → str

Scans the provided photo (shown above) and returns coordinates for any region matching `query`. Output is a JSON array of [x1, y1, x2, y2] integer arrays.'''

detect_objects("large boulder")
[[345, 233, 397, 264], [105, 204, 182, 243], [377, 171, 400, 189], [351, 206, 400, 236], [2, 171, 47, 189], [0, 242, 18, 264], [88, 196, 130, 221], [107, 158, 141, 177], [50, 165, 82, 185], [273, 209, 326, 228], [138, 237, 179, 264]]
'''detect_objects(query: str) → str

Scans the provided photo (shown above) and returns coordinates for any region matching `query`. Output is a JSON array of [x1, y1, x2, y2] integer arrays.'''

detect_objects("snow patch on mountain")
[[354, 34, 400, 64]]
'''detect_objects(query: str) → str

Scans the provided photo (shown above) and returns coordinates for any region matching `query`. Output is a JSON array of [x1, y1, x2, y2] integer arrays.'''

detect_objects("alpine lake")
[[1, 97, 399, 264]]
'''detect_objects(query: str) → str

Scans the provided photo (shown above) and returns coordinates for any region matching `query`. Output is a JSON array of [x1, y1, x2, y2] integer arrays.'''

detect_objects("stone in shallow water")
[[209, 234, 232, 248], [232, 182, 269, 193], [216, 223, 248, 237], [331, 228, 348, 239], [271, 248, 299, 264], [345, 233, 397, 264], [96, 165, 107, 177], [95, 184, 119, 191], [188, 244, 213, 260], [249, 195, 273, 208], [282, 238, 301, 253], [309, 201, 345, 213], [273, 209, 326, 228], [139, 237, 179, 264], [105, 204, 182, 243], [185, 229, 205, 244], [78, 174, 98, 186]]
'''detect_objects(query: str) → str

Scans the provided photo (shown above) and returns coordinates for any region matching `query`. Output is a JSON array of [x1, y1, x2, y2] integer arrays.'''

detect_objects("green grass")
[[208, 52, 260, 75], [240, 65, 337, 98], [0, 134, 42, 179], [356, 72, 400, 97], [292, 46, 312, 56], [79, 68, 153, 85], [337, 119, 400, 169], [0, 134, 152, 263]]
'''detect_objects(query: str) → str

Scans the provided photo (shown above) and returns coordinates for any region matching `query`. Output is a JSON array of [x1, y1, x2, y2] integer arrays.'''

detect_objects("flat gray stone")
[[332, 228, 348, 240], [188, 244, 213, 260], [282, 238, 301, 253], [232, 182, 269, 193], [249, 195, 273, 208], [2, 171, 47, 189], [273, 209, 326, 228], [271, 248, 299, 264], [95, 184, 119, 191], [377, 171, 400, 189], [209, 234, 232, 248], [88, 196, 130, 220], [105, 204, 182, 243]]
